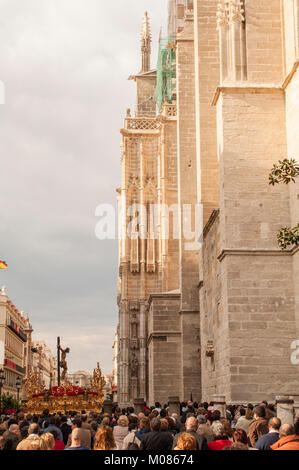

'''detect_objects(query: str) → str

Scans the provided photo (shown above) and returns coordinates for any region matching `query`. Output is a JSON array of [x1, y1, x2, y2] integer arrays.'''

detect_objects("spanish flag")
[[0, 260, 7, 270]]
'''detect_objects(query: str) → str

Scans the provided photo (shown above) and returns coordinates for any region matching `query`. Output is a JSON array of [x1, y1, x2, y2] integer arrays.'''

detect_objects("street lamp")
[[16, 376, 22, 406], [0, 369, 5, 411]]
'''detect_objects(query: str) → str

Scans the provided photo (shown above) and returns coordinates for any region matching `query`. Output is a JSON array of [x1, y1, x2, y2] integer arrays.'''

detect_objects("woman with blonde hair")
[[113, 415, 129, 450], [40, 432, 55, 450], [174, 433, 197, 451], [94, 426, 117, 450]]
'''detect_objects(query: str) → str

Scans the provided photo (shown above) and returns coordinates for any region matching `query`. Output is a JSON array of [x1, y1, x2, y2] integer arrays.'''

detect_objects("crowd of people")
[[1, 400, 299, 451]]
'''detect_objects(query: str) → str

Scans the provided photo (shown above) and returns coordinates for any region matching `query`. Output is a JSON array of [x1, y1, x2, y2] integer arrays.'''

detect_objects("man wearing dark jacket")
[[60, 416, 72, 445], [140, 418, 173, 451], [255, 417, 281, 450], [172, 417, 208, 450]]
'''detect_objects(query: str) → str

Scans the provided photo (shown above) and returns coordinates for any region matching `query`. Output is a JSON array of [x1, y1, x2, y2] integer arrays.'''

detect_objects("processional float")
[[24, 344, 106, 414]]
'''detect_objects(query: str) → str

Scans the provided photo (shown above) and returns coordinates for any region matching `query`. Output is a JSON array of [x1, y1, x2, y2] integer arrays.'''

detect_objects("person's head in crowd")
[[210, 410, 221, 423], [49, 429, 59, 442], [221, 418, 234, 438], [17, 412, 24, 422], [279, 423, 295, 438], [128, 421, 138, 433], [128, 415, 138, 425], [166, 417, 176, 431], [253, 406, 266, 420], [174, 433, 197, 451], [40, 432, 55, 450], [150, 418, 161, 432], [160, 409, 167, 418], [72, 418, 82, 429], [186, 417, 198, 432], [90, 421, 99, 433], [197, 423, 215, 437], [19, 420, 30, 430], [9, 424, 20, 437], [160, 419, 169, 431], [211, 421, 226, 440], [197, 414, 206, 425], [245, 407, 254, 420], [268, 417, 281, 432], [20, 426, 29, 440], [28, 423, 39, 436], [186, 412, 194, 420], [101, 417, 110, 427], [223, 442, 248, 450], [94, 426, 116, 451], [234, 429, 248, 446], [117, 415, 129, 428], [69, 428, 84, 449], [139, 417, 150, 431]]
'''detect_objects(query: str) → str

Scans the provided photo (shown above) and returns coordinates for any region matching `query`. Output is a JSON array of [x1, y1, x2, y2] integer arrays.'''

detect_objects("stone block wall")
[[147, 293, 182, 405], [200, 211, 232, 400], [194, 0, 220, 225], [213, 88, 299, 402], [246, 0, 284, 83], [136, 75, 156, 118]]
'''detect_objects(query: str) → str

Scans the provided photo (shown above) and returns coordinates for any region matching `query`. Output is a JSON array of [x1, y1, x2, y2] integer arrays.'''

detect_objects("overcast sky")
[[0, 0, 168, 374]]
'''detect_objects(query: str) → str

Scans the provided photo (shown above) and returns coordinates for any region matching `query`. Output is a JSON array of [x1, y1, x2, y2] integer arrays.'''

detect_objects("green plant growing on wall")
[[269, 158, 299, 250]]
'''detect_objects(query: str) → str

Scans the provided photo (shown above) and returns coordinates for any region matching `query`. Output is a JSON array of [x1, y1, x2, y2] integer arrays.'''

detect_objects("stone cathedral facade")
[[116, 1, 299, 407]]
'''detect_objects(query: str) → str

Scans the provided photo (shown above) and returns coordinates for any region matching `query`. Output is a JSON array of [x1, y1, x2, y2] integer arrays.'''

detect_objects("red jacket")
[[208, 439, 232, 450], [271, 435, 299, 451], [54, 440, 65, 450]]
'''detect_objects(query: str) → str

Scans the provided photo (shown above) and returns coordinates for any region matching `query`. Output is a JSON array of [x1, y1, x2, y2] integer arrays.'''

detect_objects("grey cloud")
[[0, 0, 167, 373]]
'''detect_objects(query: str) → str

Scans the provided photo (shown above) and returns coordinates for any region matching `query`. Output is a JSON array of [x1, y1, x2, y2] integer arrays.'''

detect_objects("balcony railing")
[[124, 118, 161, 131]]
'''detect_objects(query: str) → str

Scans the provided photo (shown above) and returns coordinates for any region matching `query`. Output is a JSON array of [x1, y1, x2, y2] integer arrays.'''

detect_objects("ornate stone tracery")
[[217, 0, 245, 28], [217, 0, 247, 82]]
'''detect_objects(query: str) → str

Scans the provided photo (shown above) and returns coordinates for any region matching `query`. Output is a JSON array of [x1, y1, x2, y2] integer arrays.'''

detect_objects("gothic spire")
[[141, 11, 151, 73]]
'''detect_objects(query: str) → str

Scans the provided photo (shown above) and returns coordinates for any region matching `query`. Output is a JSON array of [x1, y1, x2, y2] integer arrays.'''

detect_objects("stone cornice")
[[147, 331, 181, 345], [120, 129, 161, 137], [212, 84, 283, 106], [212, 61, 299, 106], [147, 292, 181, 306], [218, 246, 298, 262]]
